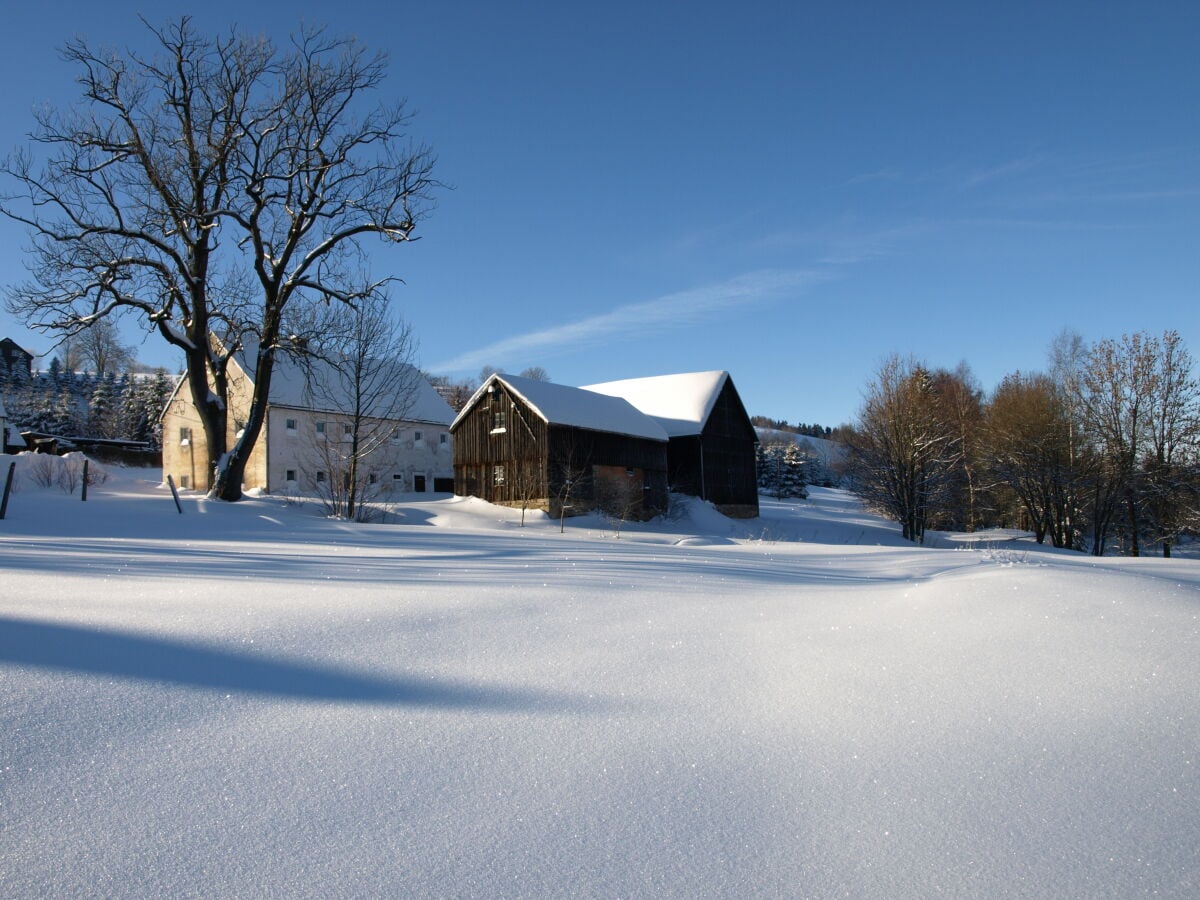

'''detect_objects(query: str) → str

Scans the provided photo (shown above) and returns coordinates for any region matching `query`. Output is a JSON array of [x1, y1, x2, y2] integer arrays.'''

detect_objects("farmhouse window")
[[369, 473, 378, 485], [179, 426, 192, 445], [440, 433, 448, 446], [286, 418, 297, 432], [285, 469, 297, 482], [316, 471, 327, 483], [316, 421, 327, 438], [179, 475, 190, 488], [414, 430, 423, 443]]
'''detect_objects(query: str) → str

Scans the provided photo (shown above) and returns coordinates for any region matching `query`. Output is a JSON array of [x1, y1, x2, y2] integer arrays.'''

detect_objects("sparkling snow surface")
[[1, 455, 1198, 898]]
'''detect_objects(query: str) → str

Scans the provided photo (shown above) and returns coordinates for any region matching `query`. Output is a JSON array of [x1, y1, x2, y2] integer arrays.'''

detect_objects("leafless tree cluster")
[[2, 18, 437, 500], [847, 330, 1200, 555]]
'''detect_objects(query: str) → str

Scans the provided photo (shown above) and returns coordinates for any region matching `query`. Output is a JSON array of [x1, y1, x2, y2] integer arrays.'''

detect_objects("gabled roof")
[[0, 337, 34, 358], [258, 352, 454, 425], [581, 371, 731, 437], [452, 374, 668, 442]]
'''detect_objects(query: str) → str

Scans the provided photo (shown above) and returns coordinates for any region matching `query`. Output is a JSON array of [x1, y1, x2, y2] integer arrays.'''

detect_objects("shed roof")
[[581, 371, 730, 437], [453, 374, 668, 442]]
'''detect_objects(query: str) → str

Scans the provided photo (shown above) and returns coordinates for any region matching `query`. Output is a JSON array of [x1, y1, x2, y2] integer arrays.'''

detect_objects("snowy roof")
[[581, 371, 731, 437], [236, 344, 454, 426], [453, 374, 668, 442]]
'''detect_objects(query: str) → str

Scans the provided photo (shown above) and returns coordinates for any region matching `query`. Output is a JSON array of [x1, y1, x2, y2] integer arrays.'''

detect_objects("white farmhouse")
[[162, 349, 454, 496]]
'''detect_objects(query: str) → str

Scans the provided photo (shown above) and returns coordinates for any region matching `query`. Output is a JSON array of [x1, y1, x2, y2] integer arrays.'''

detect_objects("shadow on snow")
[[0, 616, 609, 714]]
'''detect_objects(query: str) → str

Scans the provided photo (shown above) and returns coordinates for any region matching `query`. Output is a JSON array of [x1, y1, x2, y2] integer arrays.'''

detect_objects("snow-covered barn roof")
[[453, 374, 668, 442], [581, 371, 731, 437]]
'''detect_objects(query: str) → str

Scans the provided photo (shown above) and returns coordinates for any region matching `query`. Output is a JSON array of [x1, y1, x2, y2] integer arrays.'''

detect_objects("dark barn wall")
[[699, 378, 759, 516], [452, 382, 549, 506], [546, 425, 668, 517], [665, 378, 759, 517], [451, 381, 669, 517]]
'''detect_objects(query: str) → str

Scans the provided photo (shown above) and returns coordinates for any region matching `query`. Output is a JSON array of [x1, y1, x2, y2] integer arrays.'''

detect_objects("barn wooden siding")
[[451, 381, 669, 517], [668, 378, 759, 517], [452, 381, 550, 506]]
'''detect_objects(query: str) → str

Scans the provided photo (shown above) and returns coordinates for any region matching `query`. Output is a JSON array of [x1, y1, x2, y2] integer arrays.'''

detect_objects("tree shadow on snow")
[[0, 616, 608, 714]]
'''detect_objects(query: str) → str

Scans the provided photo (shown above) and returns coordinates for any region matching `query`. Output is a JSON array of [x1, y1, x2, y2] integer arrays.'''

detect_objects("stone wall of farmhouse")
[[160, 365, 266, 493]]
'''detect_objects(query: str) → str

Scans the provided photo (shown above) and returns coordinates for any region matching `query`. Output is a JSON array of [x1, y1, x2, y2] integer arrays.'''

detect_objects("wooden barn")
[[451, 374, 670, 519], [582, 371, 760, 518]]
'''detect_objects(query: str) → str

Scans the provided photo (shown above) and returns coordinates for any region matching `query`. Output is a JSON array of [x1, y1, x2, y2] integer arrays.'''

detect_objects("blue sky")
[[1, 1, 1196, 427]]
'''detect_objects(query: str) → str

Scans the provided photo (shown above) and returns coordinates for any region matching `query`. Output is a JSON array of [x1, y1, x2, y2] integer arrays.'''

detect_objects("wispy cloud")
[[430, 269, 821, 374], [959, 154, 1043, 189], [753, 221, 931, 266]]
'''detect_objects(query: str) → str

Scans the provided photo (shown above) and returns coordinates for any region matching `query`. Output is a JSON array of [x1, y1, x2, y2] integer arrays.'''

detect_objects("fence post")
[[0, 461, 15, 520], [166, 474, 184, 514], [81, 459, 89, 502]]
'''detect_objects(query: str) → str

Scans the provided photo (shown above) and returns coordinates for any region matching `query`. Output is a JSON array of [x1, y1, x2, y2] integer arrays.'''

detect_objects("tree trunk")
[[1125, 488, 1140, 557], [211, 343, 277, 502]]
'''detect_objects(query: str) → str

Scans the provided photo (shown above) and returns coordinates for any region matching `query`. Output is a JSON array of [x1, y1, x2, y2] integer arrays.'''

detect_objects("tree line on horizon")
[[843, 329, 1200, 557]]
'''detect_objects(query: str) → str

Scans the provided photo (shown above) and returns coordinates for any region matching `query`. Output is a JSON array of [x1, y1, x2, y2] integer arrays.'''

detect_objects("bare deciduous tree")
[[846, 355, 961, 543], [2, 18, 436, 500], [299, 294, 421, 522]]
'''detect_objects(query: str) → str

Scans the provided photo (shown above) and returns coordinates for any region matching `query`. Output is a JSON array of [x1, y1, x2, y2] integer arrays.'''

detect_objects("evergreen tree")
[[88, 372, 117, 437]]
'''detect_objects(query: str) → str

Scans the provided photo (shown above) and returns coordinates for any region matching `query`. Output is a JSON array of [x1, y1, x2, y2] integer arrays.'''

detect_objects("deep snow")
[[1, 454, 1197, 898]]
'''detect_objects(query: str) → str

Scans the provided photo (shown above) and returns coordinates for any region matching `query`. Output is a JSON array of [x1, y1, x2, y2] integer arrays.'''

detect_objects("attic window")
[[491, 409, 507, 433]]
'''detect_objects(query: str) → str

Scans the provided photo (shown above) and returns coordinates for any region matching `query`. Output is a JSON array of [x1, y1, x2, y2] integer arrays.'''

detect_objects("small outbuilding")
[[450, 374, 670, 519], [582, 371, 760, 518]]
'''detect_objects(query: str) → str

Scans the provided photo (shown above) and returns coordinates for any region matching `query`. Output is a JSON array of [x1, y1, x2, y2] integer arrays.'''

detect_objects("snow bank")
[[2, 467, 1197, 898]]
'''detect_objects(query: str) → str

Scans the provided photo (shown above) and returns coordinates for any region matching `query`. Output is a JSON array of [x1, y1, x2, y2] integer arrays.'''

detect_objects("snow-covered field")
[[2, 455, 1198, 898]]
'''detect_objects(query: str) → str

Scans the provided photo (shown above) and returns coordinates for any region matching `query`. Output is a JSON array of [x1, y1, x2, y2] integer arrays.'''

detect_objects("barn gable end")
[[451, 374, 669, 518]]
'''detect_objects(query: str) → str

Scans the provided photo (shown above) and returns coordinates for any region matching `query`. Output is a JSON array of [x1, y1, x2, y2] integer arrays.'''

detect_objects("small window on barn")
[[393, 473, 404, 482], [493, 465, 505, 486], [179, 475, 190, 489], [343, 423, 353, 439], [285, 469, 297, 482], [368, 473, 378, 485], [316, 470, 327, 483], [286, 418, 298, 433], [491, 409, 507, 433], [316, 421, 327, 438], [439, 433, 448, 446], [414, 430, 423, 445], [390, 428, 402, 445]]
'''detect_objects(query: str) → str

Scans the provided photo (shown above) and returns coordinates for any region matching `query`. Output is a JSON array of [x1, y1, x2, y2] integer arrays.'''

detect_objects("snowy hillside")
[[2, 455, 1198, 898]]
